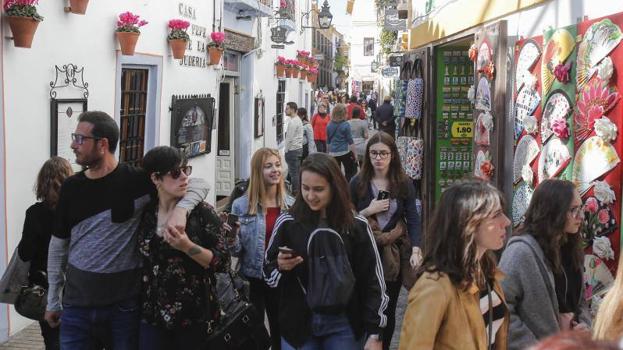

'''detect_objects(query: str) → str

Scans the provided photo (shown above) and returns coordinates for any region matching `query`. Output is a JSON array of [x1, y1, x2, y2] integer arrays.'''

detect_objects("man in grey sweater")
[[284, 102, 304, 194]]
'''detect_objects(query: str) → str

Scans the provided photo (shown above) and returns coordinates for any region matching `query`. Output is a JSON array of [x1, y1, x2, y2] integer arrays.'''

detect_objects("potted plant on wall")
[[208, 31, 225, 65], [308, 67, 318, 83], [68, 0, 89, 14], [115, 11, 148, 56], [4, 0, 44, 48], [167, 19, 190, 59], [290, 59, 300, 79], [297, 50, 310, 65], [275, 56, 287, 77], [299, 64, 308, 81]]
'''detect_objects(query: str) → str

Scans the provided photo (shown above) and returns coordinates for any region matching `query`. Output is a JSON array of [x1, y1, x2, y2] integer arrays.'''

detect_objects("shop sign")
[[382, 66, 399, 77], [389, 55, 404, 67], [384, 8, 406, 31], [177, 2, 209, 68], [451, 121, 474, 138], [224, 29, 255, 53], [314, 54, 325, 61]]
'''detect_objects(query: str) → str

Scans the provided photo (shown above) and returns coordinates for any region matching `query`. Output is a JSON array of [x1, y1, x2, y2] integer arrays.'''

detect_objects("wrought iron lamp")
[[301, 0, 333, 32]]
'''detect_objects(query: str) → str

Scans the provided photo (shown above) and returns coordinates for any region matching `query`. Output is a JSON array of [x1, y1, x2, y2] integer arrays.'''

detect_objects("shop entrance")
[[216, 78, 237, 198]]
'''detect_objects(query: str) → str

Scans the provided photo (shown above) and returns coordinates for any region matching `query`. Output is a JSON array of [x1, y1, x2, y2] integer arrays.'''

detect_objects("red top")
[[265, 207, 281, 250], [311, 113, 330, 141], [346, 102, 359, 120]]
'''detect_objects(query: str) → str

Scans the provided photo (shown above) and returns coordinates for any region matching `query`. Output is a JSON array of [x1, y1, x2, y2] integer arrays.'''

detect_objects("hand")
[[364, 337, 382, 350], [572, 321, 590, 331], [218, 212, 240, 236], [558, 312, 574, 331], [44, 310, 62, 328], [165, 207, 188, 235], [164, 226, 192, 252], [277, 251, 303, 271], [410, 247, 423, 268], [366, 199, 390, 216]]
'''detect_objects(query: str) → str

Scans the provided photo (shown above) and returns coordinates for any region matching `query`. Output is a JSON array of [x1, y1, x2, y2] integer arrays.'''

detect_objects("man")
[[345, 95, 359, 120], [284, 102, 304, 194], [374, 95, 396, 136], [45, 111, 208, 349]]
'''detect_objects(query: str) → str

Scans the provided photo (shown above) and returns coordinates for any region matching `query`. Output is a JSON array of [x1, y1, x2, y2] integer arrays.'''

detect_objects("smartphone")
[[227, 213, 239, 226], [278, 246, 300, 257], [377, 190, 391, 200]]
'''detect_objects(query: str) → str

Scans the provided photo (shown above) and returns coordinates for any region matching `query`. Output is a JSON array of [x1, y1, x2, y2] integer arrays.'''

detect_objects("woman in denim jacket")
[[230, 148, 294, 350]]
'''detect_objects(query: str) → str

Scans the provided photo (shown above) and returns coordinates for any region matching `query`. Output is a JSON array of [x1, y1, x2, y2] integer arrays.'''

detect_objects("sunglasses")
[[158, 165, 192, 179]]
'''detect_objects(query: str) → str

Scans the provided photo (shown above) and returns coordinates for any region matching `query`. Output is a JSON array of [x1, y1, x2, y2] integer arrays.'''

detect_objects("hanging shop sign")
[[389, 55, 404, 67], [270, 25, 294, 45], [224, 29, 255, 53], [384, 8, 406, 31], [382, 66, 400, 77], [177, 2, 209, 68]]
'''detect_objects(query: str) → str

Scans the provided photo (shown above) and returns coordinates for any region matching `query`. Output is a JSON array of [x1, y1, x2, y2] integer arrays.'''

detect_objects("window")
[[276, 80, 286, 144], [364, 37, 374, 56], [119, 68, 148, 166], [218, 83, 231, 154]]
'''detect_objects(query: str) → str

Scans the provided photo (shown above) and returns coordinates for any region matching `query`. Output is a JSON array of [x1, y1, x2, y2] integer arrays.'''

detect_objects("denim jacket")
[[230, 194, 295, 279]]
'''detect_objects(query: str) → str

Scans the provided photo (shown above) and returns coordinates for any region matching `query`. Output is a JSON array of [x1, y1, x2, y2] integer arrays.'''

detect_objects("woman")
[[348, 107, 369, 165], [298, 107, 317, 161], [230, 148, 294, 350], [264, 153, 387, 350], [350, 131, 421, 349], [18, 157, 73, 350], [326, 103, 358, 182], [594, 256, 623, 341], [400, 179, 510, 350], [137, 146, 227, 349], [360, 100, 373, 130], [499, 179, 590, 350], [311, 103, 331, 153]]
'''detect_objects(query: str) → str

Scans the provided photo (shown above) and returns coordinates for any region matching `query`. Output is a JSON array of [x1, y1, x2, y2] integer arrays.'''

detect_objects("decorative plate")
[[572, 136, 620, 195], [541, 90, 572, 143], [477, 41, 492, 72], [515, 86, 541, 125], [577, 19, 623, 90], [537, 137, 571, 184], [515, 40, 541, 92], [512, 183, 534, 227], [475, 77, 491, 111], [541, 29, 576, 96], [475, 112, 493, 146], [513, 135, 540, 184]]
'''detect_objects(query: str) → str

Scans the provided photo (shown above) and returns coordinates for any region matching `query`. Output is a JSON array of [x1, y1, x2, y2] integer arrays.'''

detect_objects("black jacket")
[[374, 102, 395, 134], [263, 213, 388, 346], [17, 202, 54, 286]]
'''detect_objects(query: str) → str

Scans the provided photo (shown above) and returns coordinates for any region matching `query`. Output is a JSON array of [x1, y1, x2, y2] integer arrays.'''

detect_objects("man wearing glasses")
[[44, 111, 208, 349]]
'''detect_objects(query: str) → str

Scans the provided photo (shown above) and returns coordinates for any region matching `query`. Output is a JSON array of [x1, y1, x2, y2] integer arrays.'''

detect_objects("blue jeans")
[[60, 298, 139, 350], [285, 148, 303, 193], [281, 313, 361, 350]]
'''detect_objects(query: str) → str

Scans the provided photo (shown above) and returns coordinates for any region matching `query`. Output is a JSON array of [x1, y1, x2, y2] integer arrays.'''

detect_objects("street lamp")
[[371, 60, 379, 72], [301, 0, 333, 32]]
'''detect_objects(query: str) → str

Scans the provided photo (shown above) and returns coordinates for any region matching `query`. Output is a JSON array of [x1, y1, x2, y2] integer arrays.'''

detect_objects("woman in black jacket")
[[349, 131, 422, 349], [264, 153, 387, 350], [18, 156, 73, 350]]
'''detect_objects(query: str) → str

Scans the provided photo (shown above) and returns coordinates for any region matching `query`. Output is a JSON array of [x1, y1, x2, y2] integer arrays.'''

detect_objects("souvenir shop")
[[393, 9, 623, 313]]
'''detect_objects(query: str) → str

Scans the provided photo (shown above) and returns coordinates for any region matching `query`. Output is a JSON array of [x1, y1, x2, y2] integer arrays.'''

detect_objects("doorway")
[[216, 78, 236, 198]]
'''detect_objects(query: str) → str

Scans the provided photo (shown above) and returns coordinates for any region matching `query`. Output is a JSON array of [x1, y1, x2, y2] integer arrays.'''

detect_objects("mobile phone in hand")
[[278, 246, 300, 257], [227, 213, 239, 226], [377, 190, 390, 200]]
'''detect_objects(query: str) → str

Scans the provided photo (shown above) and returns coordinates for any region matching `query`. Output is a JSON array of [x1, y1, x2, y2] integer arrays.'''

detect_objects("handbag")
[[404, 59, 424, 120], [397, 120, 424, 180], [0, 247, 30, 304], [14, 271, 47, 321]]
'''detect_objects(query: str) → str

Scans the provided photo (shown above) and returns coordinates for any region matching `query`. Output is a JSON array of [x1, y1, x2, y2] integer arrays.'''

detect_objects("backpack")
[[300, 228, 355, 314], [223, 178, 250, 213]]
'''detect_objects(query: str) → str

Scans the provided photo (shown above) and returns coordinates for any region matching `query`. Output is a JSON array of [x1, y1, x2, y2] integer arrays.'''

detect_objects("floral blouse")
[[137, 201, 229, 330]]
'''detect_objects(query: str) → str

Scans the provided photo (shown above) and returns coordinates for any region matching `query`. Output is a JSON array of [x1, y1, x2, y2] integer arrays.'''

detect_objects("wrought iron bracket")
[[49, 63, 89, 99]]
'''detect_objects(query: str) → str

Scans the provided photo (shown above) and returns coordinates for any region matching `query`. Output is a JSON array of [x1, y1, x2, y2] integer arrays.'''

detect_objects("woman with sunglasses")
[[350, 131, 421, 349], [499, 179, 590, 350], [137, 146, 228, 349]]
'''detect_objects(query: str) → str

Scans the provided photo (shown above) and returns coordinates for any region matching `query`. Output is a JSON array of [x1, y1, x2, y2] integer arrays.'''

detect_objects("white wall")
[[349, 0, 380, 93]]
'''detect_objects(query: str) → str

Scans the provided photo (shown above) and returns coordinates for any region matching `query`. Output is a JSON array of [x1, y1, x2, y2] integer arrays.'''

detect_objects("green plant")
[[334, 53, 348, 72], [167, 19, 190, 41], [3, 0, 43, 21], [380, 28, 397, 54]]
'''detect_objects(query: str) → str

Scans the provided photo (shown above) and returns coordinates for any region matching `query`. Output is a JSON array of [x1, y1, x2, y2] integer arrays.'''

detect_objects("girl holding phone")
[[349, 131, 422, 349], [230, 148, 294, 350]]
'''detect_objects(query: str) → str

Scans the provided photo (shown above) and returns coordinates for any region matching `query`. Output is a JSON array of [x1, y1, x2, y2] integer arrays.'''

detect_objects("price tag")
[[451, 121, 474, 138]]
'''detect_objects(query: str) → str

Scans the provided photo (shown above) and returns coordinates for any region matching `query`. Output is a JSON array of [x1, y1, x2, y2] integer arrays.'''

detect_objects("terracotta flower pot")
[[276, 64, 286, 77], [299, 70, 307, 80], [7, 16, 39, 48], [208, 47, 223, 65], [308, 74, 317, 83], [169, 39, 187, 59], [285, 67, 293, 78], [289, 67, 299, 79], [116, 31, 140, 56], [69, 0, 89, 14]]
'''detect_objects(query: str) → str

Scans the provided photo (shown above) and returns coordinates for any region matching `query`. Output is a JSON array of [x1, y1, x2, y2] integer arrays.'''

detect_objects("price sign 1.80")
[[451, 121, 474, 139]]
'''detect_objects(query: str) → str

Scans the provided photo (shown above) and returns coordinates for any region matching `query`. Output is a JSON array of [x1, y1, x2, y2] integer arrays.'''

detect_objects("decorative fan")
[[541, 29, 576, 96], [475, 112, 493, 146], [515, 87, 541, 125], [572, 136, 620, 195], [541, 90, 572, 144], [475, 77, 491, 111], [537, 137, 571, 184], [515, 40, 541, 92], [584, 254, 614, 302], [513, 135, 540, 184], [477, 41, 492, 72], [512, 183, 534, 227], [577, 19, 623, 90], [574, 78, 619, 144]]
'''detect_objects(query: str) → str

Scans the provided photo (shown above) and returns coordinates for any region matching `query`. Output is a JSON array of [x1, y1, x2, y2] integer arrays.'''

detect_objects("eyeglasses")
[[568, 205, 583, 219], [158, 165, 192, 179], [369, 151, 391, 159], [71, 133, 101, 145]]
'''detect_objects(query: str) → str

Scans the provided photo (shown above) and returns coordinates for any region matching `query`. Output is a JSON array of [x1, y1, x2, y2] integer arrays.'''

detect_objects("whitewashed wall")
[[348, 0, 380, 95]]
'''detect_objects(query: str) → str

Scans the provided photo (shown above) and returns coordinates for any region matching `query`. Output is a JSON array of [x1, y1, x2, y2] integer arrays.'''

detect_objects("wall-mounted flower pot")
[[308, 75, 317, 83], [276, 64, 286, 78], [7, 16, 39, 48], [290, 67, 299, 79], [208, 47, 223, 65], [285, 67, 293, 78], [116, 32, 140, 56], [169, 39, 187, 59], [69, 0, 89, 14]]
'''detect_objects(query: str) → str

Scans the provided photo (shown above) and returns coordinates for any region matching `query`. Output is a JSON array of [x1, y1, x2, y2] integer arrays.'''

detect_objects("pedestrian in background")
[[298, 107, 316, 161], [17, 157, 73, 350], [594, 253, 623, 341], [284, 102, 304, 194], [350, 131, 422, 349], [400, 179, 510, 350], [499, 179, 590, 350], [346, 95, 359, 120], [137, 146, 228, 350], [230, 148, 294, 350], [311, 103, 330, 153], [264, 153, 386, 350], [326, 103, 358, 182], [348, 107, 369, 165], [374, 96, 396, 137], [360, 100, 374, 130]]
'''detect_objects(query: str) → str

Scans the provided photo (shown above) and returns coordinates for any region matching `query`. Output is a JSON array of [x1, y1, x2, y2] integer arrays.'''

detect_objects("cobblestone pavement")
[[390, 288, 408, 350], [0, 323, 43, 350]]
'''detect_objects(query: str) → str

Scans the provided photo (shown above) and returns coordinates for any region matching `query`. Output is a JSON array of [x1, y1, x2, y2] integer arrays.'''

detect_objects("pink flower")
[[3, 0, 38, 10], [587, 105, 604, 129], [468, 44, 478, 62], [116, 11, 147, 32], [210, 32, 225, 45], [585, 197, 598, 214], [551, 118, 569, 139], [168, 19, 190, 31], [277, 56, 287, 64], [480, 160, 494, 179], [598, 209, 610, 224], [279, 0, 287, 8], [554, 62, 572, 84]]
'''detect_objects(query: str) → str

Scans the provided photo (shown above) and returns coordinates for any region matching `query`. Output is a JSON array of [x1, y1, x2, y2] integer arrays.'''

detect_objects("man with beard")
[[44, 111, 209, 349]]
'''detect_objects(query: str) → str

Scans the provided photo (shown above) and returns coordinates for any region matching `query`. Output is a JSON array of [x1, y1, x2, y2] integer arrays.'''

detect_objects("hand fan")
[[541, 29, 576, 96], [572, 136, 620, 195], [537, 137, 571, 184], [577, 19, 623, 90], [513, 135, 540, 184], [541, 90, 572, 143]]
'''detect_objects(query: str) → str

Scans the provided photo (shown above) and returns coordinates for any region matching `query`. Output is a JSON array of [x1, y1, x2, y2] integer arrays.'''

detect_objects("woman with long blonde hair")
[[230, 148, 294, 350], [594, 257, 623, 341]]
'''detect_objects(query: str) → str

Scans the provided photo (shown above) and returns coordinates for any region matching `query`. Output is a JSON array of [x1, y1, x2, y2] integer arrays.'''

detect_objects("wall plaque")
[[224, 29, 255, 53]]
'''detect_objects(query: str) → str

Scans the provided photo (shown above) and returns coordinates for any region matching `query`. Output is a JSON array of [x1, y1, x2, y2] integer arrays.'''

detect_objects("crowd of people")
[[3, 100, 623, 350]]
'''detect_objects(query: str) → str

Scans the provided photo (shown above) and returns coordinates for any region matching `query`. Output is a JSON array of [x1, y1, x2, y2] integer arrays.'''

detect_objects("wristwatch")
[[368, 334, 381, 341]]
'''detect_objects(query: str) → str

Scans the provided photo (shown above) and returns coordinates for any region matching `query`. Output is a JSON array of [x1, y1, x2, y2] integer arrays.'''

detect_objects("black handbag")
[[205, 272, 269, 350], [14, 273, 47, 321]]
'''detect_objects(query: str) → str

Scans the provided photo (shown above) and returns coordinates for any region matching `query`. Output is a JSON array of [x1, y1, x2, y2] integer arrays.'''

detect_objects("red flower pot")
[[116, 32, 140, 56], [7, 16, 39, 48]]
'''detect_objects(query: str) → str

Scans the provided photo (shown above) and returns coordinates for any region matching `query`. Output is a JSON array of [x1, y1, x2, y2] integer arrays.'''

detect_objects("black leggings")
[[248, 277, 281, 350], [383, 279, 402, 350], [333, 152, 358, 182]]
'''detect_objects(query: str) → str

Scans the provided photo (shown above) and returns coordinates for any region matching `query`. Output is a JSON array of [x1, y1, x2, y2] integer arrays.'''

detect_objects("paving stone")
[[0, 323, 44, 350]]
